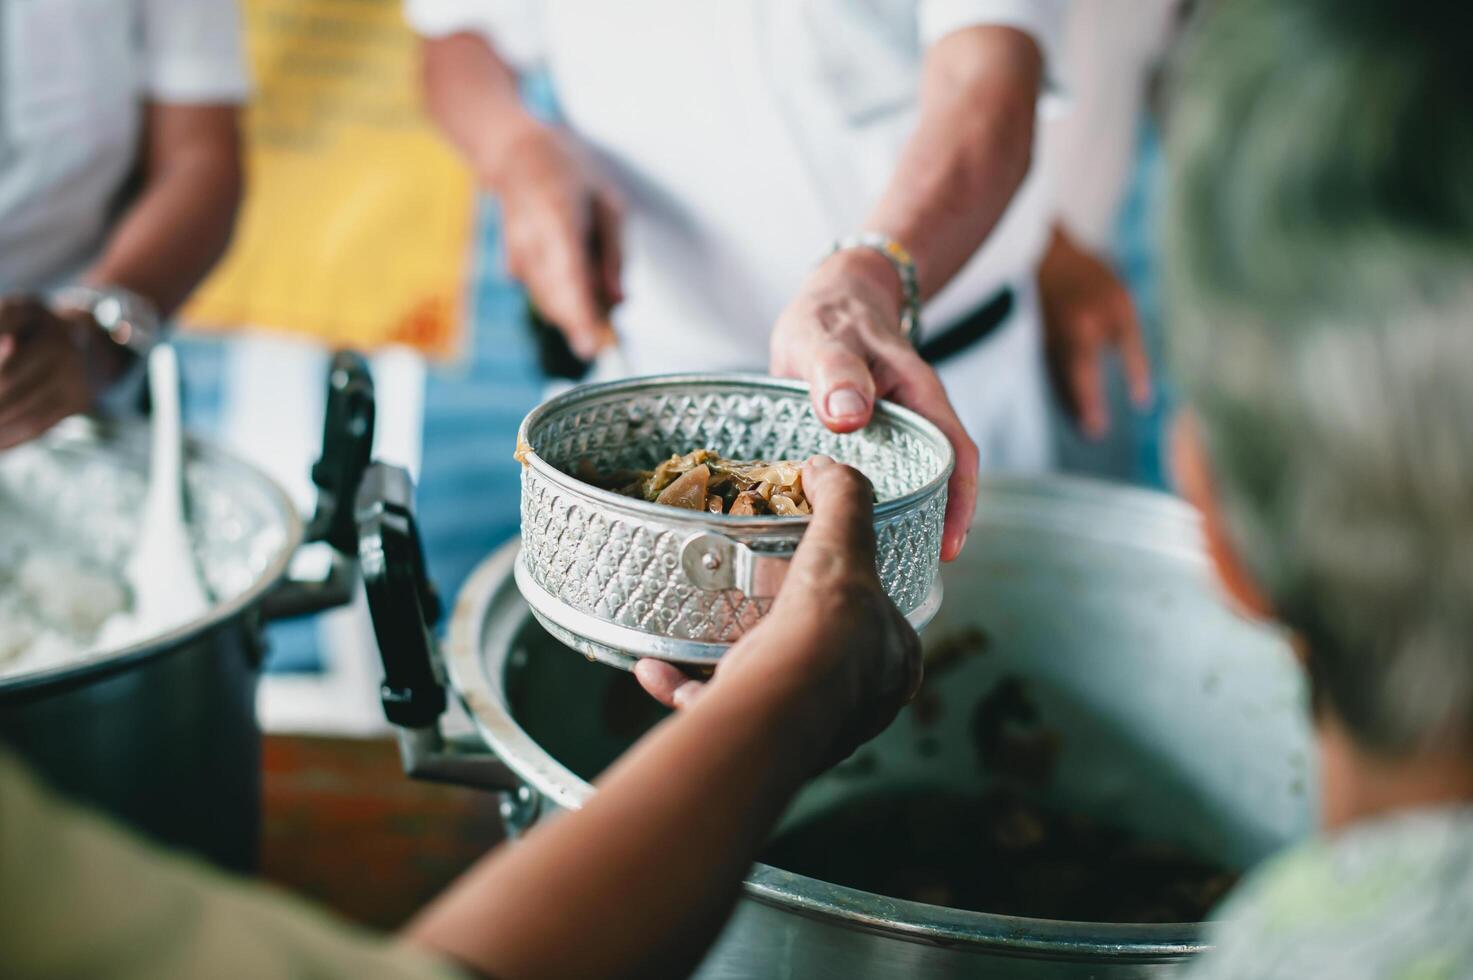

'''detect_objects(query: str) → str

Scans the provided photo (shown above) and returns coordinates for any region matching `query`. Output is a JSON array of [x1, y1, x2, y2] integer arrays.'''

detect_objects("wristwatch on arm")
[[827, 232, 922, 344], [50, 285, 162, 410], [52, 285, 162, 357]]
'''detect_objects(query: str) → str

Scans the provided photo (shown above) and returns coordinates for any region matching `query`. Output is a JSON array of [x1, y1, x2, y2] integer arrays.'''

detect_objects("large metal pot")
[[360, 470, 1316, 977], [0, 353, 375, 872]]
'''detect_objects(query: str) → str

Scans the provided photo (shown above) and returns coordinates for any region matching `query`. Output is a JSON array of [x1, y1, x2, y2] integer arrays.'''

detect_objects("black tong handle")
[[356, 462, 445, 728]]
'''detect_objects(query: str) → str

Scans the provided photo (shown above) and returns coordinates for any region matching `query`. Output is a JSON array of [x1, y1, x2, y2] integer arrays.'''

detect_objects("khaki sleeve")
[[0, 752, 462, 980]]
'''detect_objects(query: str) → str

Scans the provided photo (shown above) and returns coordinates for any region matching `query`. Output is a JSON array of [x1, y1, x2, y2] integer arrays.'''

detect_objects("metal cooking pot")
[[0, 352, 375, 872], [360, 470, 1316, 977]]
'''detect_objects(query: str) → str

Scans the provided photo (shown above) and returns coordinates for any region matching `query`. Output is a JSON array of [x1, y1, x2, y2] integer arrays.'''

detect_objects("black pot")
[[0, 352, 374, 872]]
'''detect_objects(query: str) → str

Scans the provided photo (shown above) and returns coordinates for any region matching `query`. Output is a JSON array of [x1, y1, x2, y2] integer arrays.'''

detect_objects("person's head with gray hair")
[[1165, 0, 1473, 771]]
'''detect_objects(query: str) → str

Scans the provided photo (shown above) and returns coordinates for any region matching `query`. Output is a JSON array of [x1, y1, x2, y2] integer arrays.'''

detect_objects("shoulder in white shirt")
[[0, 0, 249, 292]]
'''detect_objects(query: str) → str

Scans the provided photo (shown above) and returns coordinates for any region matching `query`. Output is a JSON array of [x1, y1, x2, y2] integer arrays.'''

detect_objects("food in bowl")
[[575, 449, 812, 516]]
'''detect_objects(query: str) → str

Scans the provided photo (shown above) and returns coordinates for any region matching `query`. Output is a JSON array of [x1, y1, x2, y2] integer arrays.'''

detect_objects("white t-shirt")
[[1041, 0, 1179, 253], [0, 0, 249, 293], [408, 1, 1066, 468]]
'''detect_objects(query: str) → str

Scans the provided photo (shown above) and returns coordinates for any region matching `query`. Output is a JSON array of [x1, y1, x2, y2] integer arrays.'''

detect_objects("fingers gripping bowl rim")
[[514, 374, 954, 668]]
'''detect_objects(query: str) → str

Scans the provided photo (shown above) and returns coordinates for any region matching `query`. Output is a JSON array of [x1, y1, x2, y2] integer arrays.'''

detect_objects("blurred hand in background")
[[1038, 224, 1153, 439], [0, 298, 124, 450], [422, 33, 622, 362], [488, 125, 623, 361]]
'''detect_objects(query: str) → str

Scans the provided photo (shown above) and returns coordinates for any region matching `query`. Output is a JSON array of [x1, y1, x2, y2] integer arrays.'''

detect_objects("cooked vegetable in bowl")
[[576, 449, 811, 516]]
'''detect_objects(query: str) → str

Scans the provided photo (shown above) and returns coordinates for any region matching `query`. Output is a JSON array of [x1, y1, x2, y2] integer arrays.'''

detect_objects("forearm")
[[85, 105, 242, 317], [864, 25, 1042, 300], [422, 33, 548, 189], [405, 665, 818, 979]]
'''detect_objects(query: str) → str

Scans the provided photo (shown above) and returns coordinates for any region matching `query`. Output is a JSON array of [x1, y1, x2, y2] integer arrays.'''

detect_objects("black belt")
[[530, 286, 1016, 382], [917, 287, 1015, 366]]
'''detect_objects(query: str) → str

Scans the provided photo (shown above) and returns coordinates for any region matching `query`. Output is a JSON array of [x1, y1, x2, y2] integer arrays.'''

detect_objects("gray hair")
[[1165, 0, 1473, 754]]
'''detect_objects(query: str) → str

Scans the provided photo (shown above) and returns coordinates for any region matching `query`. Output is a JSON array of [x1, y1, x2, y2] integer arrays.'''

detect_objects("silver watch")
[[52, 285, 162, 356], [827, 232, 922, 344]]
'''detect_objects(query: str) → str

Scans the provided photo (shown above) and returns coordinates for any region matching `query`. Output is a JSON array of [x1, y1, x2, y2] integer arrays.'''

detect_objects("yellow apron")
[[185, 0, 474, 359]]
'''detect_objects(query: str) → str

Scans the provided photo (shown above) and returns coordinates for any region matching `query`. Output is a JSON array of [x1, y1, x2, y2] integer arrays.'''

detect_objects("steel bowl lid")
[[0, 418, 301, 694]]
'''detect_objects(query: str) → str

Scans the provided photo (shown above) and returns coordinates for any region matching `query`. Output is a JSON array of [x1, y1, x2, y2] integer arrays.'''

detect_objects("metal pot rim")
[[446, 475, 1217, 958], [516, 372, 956, 529], [0, 420, 303, 699]]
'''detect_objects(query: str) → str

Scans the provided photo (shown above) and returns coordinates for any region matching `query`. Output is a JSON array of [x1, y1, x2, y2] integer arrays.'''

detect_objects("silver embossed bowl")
[[514, 374, 954, 668]]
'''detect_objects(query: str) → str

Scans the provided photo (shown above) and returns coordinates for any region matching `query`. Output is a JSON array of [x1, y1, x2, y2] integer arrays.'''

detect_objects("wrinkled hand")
[[636, 457, 922, 773], [770, 250, 979, 560], [1038, 227, 1152, 439], [489, 124, 623, 360], [0, 297, 103, 450]]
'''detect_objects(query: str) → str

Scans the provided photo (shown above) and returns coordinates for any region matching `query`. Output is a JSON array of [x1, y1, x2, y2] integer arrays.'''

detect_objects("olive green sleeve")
[[0, 751, 464, 980]]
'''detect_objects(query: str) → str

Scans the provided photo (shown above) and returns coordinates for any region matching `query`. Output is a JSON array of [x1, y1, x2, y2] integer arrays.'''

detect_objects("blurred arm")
[[856, 24, 1043, 301], [85, 102, 242, 317], [0, 102, 241, 446], [419, 32, 623, 358], [420, 32, 544, 188]]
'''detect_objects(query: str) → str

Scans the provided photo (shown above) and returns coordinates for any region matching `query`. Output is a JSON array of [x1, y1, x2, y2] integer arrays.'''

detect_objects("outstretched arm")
[[404, 459, 921, 979], [771, 25, 1045, 561]]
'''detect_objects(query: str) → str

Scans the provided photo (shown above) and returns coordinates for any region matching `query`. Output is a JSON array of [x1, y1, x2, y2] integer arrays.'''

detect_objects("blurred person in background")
[[409, 1, 1120, 562], [0, 0, 245, 448], [1035, 0, 1185, 479], [2, 459, 921, 980], [1166, 0, 1473, 974]]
